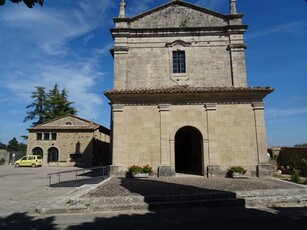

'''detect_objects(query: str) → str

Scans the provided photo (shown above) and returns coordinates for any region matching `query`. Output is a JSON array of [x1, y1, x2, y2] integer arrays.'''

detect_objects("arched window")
[[32, 147, 43, 157]]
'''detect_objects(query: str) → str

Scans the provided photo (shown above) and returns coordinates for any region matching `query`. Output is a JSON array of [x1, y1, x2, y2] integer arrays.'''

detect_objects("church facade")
[[105, 0, 273, 177]]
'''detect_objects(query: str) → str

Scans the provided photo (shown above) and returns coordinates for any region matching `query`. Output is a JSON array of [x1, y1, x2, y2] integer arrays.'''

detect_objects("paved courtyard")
[[0, 165, 80, 216]]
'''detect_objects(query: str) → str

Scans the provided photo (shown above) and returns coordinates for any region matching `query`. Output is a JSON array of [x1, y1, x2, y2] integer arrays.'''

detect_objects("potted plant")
[[127, 164, 153, 178], [227, 166, 248, 178]]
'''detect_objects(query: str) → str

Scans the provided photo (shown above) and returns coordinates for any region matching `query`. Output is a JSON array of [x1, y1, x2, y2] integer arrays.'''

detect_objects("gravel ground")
[[84, 176, 305, 198]]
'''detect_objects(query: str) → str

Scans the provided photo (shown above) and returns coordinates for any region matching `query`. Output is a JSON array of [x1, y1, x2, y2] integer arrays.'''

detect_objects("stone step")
[[236, 188, 307, 198], [90, 198, 245, 212], [36, 188, 307, 214], [74, 192, 237, 206], [243, 194, 307, 207]]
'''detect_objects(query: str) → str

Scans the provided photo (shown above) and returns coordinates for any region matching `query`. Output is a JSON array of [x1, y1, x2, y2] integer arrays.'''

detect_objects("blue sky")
[[0, 0, 306, 147]]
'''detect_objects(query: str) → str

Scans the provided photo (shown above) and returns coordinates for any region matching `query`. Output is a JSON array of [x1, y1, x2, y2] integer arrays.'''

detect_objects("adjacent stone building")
[[27, 115, 110, 166], [105, 0, 273, 177]]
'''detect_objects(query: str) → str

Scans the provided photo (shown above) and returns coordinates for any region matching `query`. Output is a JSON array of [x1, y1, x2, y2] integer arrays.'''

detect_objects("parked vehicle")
[[15, 155, 43, 168]]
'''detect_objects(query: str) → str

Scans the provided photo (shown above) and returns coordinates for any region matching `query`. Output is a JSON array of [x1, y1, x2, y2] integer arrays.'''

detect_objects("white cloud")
[[266, 107, 307, 119], [0, 1, 115, 123], [247, 21, 307, 40], [0, 0, 114, 56]]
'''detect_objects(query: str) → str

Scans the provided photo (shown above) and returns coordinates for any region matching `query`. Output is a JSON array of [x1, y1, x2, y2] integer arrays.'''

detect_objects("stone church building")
[[105, 0, 273, 177]]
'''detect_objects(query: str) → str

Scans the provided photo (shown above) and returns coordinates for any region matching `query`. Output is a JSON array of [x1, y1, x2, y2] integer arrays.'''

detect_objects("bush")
[[127, 164, 153, 175], [0, 157, 5, 165], [227, 166, 247, 177], [291, 169, 301, 183], [288, 156, 307, 177]]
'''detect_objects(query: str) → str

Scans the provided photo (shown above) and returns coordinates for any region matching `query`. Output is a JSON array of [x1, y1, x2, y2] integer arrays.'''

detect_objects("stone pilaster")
[[252, 102, 271, 177], [158, 104, 171, 166], [111, 104, 124, 167], [228, 43, 247, 87], [205, 103, 221, 177], [113, 46, 128, 89]]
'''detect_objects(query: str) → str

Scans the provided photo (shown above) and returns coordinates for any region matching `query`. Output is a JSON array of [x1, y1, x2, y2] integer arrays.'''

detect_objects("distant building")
[[105, 0, 273, 177], [27, 114, 110, 167]]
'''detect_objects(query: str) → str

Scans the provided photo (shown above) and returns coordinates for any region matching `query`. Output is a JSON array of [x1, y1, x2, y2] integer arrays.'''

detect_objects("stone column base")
[[257, 164, 272, 177], [207, 165, 222, 177], [158, 166, 176, 177], [109, 165, 124, 177]]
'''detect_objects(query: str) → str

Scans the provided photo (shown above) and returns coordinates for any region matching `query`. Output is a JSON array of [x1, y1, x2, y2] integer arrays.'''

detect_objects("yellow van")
[[15, 155, 43, 168]]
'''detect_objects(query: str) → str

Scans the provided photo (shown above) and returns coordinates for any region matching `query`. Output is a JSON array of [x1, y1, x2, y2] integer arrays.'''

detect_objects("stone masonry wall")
[[112, 103, 265, 176]]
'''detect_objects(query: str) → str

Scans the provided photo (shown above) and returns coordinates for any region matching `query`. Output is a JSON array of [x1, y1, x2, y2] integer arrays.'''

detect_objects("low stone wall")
[[277, 147, 307, 167], [0, 150, 9, 165]]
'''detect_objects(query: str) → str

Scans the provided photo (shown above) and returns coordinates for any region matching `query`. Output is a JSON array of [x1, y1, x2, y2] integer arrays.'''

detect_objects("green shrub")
[[291, 169, 301, 183], [127, 164, 153, 175], [0, 157, 5, 165]]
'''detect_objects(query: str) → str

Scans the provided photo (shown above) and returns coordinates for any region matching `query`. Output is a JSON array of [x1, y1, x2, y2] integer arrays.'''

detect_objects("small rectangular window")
[[44, 133, 50, 140], [51, 133, 57, 140], [173, 51, 186, 73], [36, 133, 42, 140]]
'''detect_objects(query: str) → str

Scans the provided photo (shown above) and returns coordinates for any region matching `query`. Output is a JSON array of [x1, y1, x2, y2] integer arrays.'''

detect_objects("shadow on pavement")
[[2, 178, 307, 230], [50, 177, 106, 188], [0, 212, 56, 230]]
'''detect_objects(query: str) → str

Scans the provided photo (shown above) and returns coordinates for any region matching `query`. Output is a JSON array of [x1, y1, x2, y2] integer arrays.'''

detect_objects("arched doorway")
[[48, 147, 59, 163], [32, 147, 43, 157], [175, 126, 203, 175]]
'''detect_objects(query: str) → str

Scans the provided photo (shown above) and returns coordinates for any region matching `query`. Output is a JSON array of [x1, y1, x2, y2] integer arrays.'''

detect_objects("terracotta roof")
[[104, 86, 274, 95]]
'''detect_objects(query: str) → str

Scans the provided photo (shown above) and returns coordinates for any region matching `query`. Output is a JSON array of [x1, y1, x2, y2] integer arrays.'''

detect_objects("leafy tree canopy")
[[0, 0, 43, 8], [6, 137, 27, 152], [0, 142, 6, 150], [24, 84, 77, 126], [294, 143, 307, 148]]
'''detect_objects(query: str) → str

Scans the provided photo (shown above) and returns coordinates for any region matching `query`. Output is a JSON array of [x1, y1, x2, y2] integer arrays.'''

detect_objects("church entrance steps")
[[37, 188, 307, 214]]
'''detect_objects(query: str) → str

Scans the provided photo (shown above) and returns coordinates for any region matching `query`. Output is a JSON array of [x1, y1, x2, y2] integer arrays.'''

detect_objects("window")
[[173, 51, 186, 73], [51, 133, 57, 140], [44, 133, 50, 140], [36, 133, 43, 140]]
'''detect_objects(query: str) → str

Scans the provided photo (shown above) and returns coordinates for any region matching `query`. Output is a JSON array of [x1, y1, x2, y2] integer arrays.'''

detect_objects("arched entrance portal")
[[48, 147, 59, 163], [175, 126, 203, 175]]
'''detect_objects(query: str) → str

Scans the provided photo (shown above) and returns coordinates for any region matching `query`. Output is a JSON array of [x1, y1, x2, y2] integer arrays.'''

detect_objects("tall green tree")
[[24, 84, 77, 126], [24, 86, 48, 126], [46, 84, 77, 120], [0, 0, 44, 8]]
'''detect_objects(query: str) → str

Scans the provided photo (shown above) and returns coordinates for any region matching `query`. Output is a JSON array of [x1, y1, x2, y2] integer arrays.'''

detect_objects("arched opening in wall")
[[175, 126, 203, 175], [48, 147, 59, 163], [32, 147, 43, 158]]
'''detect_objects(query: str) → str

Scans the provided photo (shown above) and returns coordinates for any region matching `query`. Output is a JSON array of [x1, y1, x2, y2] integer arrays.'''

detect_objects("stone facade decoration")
[[105, 0, 273, 177], [27, 115, 110, 167]]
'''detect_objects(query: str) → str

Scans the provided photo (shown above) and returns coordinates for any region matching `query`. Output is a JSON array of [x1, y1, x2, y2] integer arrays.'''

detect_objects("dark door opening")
[[48, 147, 59, 163], [175, 126, 203, 175]]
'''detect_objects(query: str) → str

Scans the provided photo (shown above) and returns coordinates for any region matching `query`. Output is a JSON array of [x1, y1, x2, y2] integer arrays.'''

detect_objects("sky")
[[0, 0, 306, 147]]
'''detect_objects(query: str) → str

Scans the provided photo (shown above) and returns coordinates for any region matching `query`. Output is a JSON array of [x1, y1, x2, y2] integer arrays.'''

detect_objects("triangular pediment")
[[30, 115, 100, 130], [129, 1, 227, 29]]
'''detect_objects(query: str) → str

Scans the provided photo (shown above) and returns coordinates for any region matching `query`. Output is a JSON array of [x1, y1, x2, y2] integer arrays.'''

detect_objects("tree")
[[24, 84, 77, 126], [46, 84, 77, 121], [24, 86, 48, 126], [6, 137, 19, 152], [294, 143, 307, 148], [0, 142, 6, 150], [6, 137, 27, 152], [0, 0, 43, 8]]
